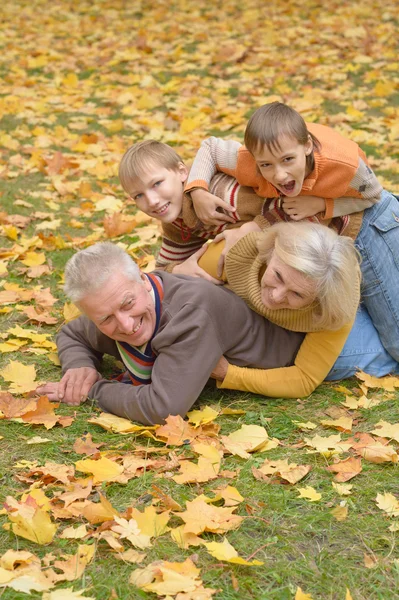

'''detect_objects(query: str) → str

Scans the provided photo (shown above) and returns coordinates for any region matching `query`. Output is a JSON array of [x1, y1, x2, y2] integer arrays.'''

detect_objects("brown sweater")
[[57, 271, 304, 425]]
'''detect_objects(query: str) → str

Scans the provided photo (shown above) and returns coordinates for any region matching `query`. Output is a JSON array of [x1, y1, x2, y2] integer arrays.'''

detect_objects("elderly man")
[[37, 242, 304, 425]]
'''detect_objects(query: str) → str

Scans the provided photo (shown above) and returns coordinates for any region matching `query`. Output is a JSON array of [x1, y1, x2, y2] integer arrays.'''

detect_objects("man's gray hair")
[[64, 242, 142, 304]]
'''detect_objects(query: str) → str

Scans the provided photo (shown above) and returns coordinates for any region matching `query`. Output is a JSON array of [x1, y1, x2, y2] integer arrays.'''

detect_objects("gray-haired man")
[[37, 242, 304, 425]]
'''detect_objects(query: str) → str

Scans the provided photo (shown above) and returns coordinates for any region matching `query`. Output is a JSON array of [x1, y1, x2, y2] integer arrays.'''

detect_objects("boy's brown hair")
[[119, 140, 184, 193], [244, 102, 320, 172]]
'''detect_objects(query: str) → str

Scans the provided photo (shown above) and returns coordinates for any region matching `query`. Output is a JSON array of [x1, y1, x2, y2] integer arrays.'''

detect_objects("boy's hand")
[[191, 189, 236, 226], [282, 196, 326, 220], [213, 221, 262, 277], [172, 244, 223, 284]]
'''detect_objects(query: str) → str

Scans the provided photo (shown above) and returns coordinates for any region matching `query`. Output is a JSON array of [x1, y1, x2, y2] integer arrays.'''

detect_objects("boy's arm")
[[185, 137, 242, 192]]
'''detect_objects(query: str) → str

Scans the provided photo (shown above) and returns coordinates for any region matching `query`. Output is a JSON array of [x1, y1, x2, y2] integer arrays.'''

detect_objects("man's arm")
[[37, 316, 120, 406]]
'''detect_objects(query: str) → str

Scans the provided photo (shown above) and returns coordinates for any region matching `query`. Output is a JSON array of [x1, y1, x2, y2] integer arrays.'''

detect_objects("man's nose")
[[116, 312, 134, 333]]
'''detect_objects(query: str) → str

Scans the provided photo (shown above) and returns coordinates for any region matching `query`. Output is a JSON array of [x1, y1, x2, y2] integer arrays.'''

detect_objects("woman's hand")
[[282, 196, 326, 220], [191, 189, 236, 226], [210, 356, 229, 381], [213, 221, 262, 277], [172, 244, 223, 284]]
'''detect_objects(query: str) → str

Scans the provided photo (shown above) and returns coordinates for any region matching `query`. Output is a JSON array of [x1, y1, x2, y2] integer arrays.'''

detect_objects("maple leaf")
[[81, 493, 120, 524], [88, 412, 156, 435], [59, 525, 88, 540], [0, 392, 37, 418], [73, 433, 104, 456], [297, 486, 322, 502], [172, 443, 222, 484], [187, 406, 219, 427], [74, 456, 124, 484], [326, 457, 362, 482], [221, 424, 278, 459], [155, 414, 199, 445], [111, 516, 152, 549], [130, 558, 207, 596], [170, 525, 204, 549], [21, 396, 60, 429], [52, 546, 95, 582], [3, 495, 57, 544], [332, 482, 353, 496], [129, 505, 171, 538], [356, 370, 399, 391], [21, 306, 58, 324], [203, 538, 263, 566], [178, 497, 243, 535], [303, 433, 352, 457], [42, 590, 96, 600], [331, 505, 348, 521], [371, 421, 399, 443], [295, 588, 314, 600], [253, 458, 311, 484], [375, 492, 399, 517], [0, 361, 37, 394]]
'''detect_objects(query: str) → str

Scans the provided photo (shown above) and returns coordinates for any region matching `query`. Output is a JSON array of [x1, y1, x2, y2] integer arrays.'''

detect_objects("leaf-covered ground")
[[0, 1, 399, 599]]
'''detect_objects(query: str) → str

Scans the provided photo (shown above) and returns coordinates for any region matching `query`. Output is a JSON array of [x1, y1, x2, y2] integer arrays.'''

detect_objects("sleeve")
[[324, 157, 383, 219], [155, 223, 205, 271], [218, 322, 353, 398], [56, 316, 120, 373], [185, 137, 242, 192], [91, 305, 227, 426]]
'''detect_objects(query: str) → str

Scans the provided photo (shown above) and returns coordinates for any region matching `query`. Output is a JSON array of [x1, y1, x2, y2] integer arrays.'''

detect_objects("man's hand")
[[210, 356, 229, 381], [191, 189, 236, 226], [213, 221, 262, 277], [172, 244, 223, 284], [36, 367, 101, 406], [282, 196, 326, 220]]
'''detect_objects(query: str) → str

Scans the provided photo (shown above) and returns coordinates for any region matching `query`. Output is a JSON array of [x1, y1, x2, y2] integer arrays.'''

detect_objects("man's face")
[[252, 135, 313, 197], [79, 272, 157, 346], [126, 162, 188, 223]]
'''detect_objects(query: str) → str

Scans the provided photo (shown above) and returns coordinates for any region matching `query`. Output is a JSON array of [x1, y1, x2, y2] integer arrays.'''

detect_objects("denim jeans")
[[326, 304, 399, 380], [353, 190, 399, 361]]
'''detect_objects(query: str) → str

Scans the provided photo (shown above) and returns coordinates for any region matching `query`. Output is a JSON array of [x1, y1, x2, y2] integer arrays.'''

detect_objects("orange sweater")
[[186, 123, 382, 220]]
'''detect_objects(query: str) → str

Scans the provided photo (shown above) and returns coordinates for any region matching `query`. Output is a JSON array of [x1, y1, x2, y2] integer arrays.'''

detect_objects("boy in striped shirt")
[[119, 140, 264, 281]]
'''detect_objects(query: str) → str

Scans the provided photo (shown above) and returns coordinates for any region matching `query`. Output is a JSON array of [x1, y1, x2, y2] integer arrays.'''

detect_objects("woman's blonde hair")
[[119, 140, 184, 194], [257, 222, 361, 330]]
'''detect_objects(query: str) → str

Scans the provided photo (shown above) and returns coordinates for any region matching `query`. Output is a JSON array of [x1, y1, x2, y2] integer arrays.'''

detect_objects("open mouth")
[[155, 203, 170, 215], [132, 317, 143, 334], [279, 181, 296, 194]]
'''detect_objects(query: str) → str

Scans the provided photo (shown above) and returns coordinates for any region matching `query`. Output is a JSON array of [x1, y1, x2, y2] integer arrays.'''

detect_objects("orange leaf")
[[326, 456, 362, 482]]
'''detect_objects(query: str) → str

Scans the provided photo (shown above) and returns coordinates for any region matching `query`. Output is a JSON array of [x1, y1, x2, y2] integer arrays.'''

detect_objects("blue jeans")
[[326, 304, 399, 380], [354, 190, 399, 361]]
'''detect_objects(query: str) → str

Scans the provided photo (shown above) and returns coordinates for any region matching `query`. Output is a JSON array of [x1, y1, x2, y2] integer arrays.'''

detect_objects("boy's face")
[[252, 135, 313, 197], [126, 162, 188, 223]]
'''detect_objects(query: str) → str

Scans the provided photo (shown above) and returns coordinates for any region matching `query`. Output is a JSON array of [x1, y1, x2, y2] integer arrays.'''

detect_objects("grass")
[[0, 0, 399, 598]]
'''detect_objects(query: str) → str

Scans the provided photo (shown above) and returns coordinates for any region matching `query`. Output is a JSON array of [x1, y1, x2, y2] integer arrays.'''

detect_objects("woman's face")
[[261, 251, 317, 310]]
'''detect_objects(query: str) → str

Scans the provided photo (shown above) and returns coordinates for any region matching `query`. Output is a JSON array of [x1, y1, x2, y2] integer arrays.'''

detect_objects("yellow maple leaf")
[[20, 252, 46, 267], [59, 525, 88, 539], [331, 505, 348, 521], [0, 361, 37, 394], [3, 496, 57, 544], [129, 506, 170, 538], [88, 412, 155, 435], [320, 416, 353, 433], [111, 517, 152, 549], [332, 482, 353, 496], [221, 424, 273, 459], [187, 406, 219, 427], [130, 558, 202, 596], [63, 302, 81, 322], [179, 497, 243, 535], [75, 456, 124, 484], [170, 525, 204, 549], [297, 486, 322, 502], [371, 421, 399, 443], [375, 492, 399, 517], [356, 371, 399, 391], [203, 538, 263, 566], [304, 433, 351, 457]]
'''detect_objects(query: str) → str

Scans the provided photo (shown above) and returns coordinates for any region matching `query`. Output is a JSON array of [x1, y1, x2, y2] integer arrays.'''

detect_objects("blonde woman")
[[198, 221, 398, 397]]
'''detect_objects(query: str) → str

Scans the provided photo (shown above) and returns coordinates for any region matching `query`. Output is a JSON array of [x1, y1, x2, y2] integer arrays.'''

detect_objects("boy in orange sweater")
[[185, 102, 399, 361]]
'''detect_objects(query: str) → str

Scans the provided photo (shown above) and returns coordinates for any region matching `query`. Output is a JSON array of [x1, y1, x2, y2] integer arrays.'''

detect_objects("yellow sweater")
[[198, 233, 359, 397]]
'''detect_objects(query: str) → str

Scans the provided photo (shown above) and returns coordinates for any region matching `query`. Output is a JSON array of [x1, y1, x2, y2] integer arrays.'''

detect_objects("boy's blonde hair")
[[257, 222, 361, 331], [244, 102, 320, 171], [119, 140, 184, 193]]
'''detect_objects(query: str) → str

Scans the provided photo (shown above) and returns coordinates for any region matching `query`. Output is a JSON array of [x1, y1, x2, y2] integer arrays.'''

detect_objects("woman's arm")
[[217, 323, 353, 398]]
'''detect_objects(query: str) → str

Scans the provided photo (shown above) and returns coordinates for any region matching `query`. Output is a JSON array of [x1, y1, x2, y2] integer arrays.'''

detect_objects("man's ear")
[[178, 162, 189, 183], [141, 272, 152, 291], [305, 135, 313, 156]]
